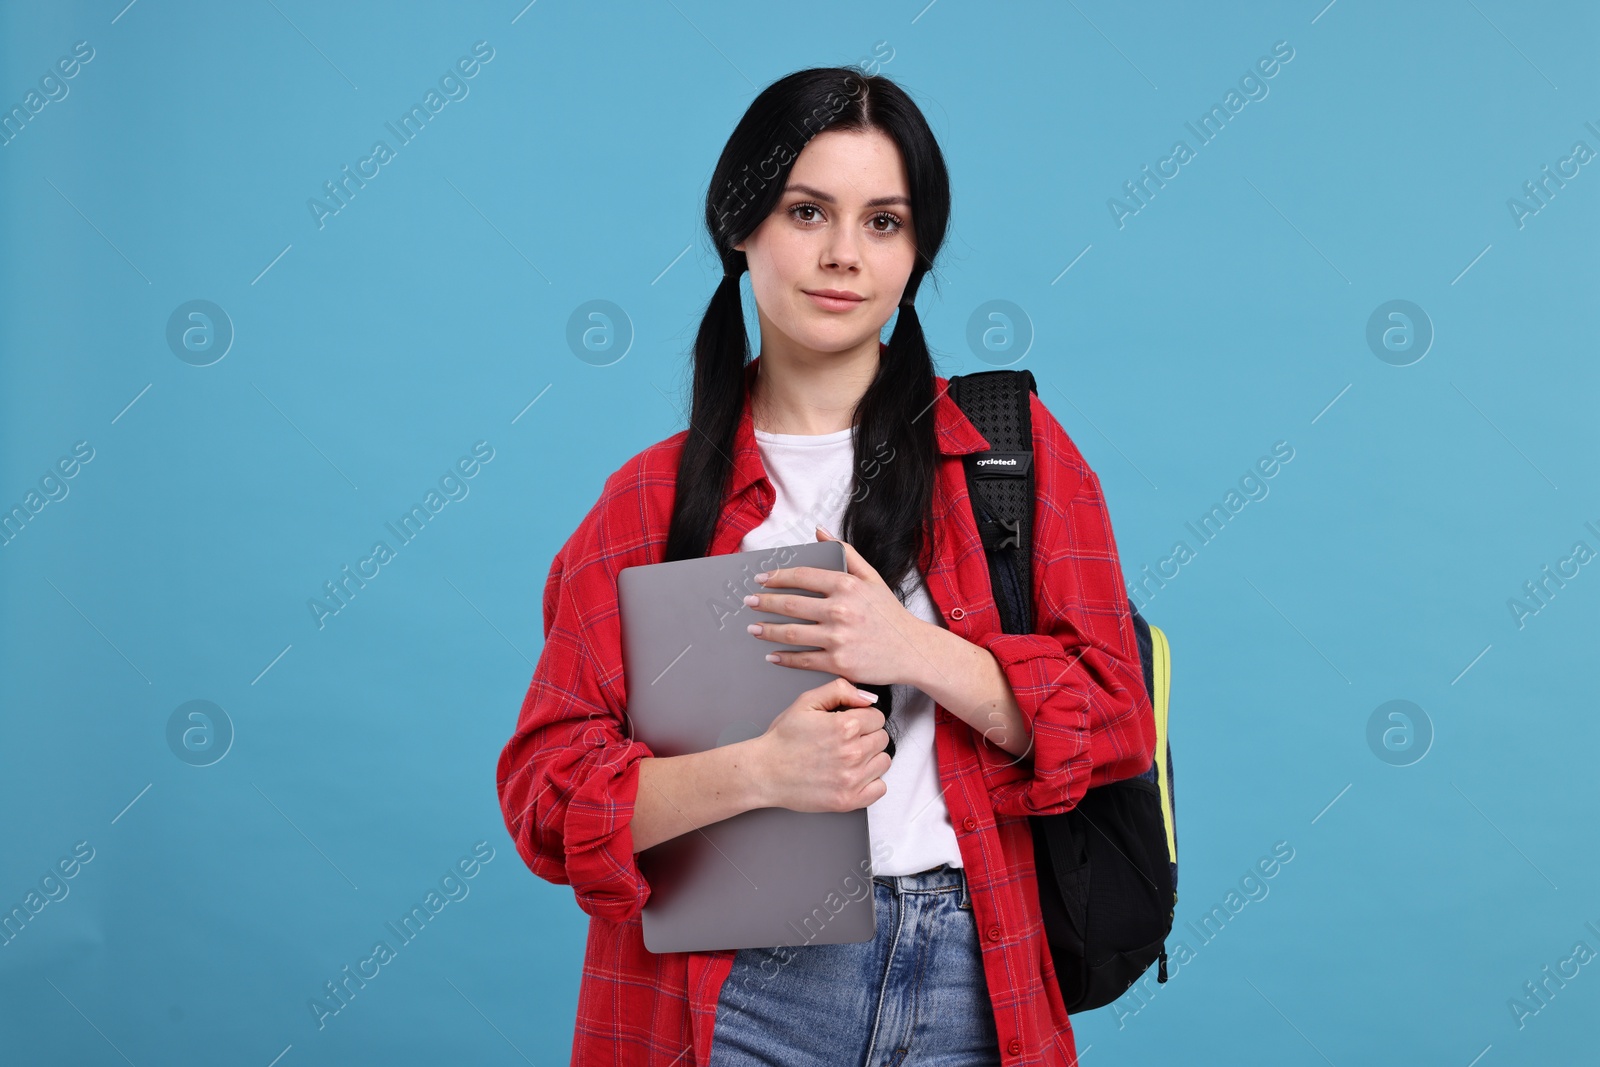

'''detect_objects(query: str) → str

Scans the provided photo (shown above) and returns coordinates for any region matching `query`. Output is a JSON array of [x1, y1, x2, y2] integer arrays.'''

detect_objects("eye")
[[869, 211, 905, 234], [786, 202, 906, 237]]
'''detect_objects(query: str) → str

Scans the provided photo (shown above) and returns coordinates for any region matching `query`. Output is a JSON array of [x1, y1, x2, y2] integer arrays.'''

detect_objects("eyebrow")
[[783, 183, 911, 209]]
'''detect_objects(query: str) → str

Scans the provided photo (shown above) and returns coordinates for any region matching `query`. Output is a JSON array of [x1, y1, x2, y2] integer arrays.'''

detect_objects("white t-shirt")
[[739, 423, 964, 876]]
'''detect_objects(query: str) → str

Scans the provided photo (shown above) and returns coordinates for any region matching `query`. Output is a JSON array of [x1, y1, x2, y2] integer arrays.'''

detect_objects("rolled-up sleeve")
[[968, 392, 1155, 818], [496, 534, 657, 923]]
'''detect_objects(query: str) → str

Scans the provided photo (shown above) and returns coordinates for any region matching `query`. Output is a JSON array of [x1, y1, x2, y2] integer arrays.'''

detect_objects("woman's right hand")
[[751, 677, 892, 813]]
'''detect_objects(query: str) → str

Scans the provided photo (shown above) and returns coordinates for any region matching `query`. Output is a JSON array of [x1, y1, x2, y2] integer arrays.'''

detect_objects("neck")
[[750, 338, 881, 436]]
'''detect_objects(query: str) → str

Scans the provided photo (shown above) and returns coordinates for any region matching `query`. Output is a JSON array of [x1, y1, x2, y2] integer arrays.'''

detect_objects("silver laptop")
[[617, 539, 877, 954]]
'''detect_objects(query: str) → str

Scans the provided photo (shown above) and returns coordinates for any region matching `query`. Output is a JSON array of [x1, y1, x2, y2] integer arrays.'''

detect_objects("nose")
[[821, 231, 864, 273]]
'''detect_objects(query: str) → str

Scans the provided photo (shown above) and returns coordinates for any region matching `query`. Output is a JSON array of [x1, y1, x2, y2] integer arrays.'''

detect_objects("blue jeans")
[[709, 863, 1001, 1066]]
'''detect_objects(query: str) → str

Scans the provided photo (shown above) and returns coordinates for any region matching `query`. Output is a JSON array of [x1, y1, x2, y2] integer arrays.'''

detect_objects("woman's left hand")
[[742, 526, 933, 687]]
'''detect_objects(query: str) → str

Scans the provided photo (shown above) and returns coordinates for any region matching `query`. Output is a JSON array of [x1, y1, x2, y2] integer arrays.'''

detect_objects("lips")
[[804, 289, 865, 312]]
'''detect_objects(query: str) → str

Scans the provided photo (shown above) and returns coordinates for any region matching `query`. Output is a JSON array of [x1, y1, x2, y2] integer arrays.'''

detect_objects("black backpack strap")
[[948, 369, 1157, 701], [951, 369, 1176, 1012], [945, 369, 1037, 636]]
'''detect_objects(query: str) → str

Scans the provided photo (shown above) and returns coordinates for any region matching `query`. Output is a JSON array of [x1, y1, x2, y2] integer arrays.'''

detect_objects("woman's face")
[[734, 127, 916, 354]]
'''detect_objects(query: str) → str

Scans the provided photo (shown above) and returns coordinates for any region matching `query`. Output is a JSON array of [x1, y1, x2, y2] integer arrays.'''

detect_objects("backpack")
[[945, 368, 1179, 1014]]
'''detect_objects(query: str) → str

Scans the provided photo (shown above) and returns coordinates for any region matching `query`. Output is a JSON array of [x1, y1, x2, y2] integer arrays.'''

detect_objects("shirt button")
[[963, 816, 977, 832], [949, 606, 966, 620], [1007, 1037, 1022, 1055], [986, 924, 1001, 942]]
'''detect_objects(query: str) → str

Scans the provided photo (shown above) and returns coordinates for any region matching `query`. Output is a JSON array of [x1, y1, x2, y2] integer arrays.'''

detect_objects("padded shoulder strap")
[[946, 369, 1037, 635]]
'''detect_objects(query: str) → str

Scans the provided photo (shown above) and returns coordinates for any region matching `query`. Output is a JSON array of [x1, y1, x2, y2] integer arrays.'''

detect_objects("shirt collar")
[[727, 342, 992, 500]]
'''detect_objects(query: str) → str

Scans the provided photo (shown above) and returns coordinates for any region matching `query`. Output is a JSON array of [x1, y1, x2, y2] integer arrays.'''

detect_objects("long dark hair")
[[664, 66, 952, 605]]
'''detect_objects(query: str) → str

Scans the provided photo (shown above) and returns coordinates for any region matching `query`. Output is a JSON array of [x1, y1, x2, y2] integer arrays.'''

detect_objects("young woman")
[[496, 67, 1154, 1067]]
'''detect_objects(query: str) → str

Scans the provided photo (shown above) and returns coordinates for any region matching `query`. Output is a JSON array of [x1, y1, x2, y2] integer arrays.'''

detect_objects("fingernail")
[[753, 571, 770, 582], [855, 688, 878, 703], [743, 594, 759, 606]]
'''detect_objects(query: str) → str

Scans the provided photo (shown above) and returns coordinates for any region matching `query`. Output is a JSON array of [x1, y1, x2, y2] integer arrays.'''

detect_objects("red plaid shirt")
[[497, 347, 1155, 1066]]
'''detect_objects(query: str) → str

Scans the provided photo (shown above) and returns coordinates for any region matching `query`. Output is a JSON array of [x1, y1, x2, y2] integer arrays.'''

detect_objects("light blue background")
[[2, 1, 1595, 1064]]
